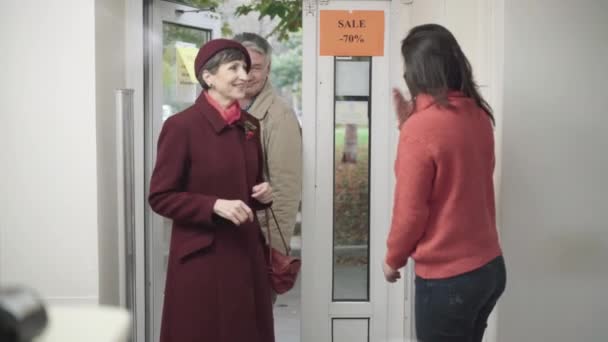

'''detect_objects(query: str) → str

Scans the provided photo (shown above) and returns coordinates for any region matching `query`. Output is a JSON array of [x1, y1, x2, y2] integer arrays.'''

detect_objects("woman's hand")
[[383, 262, 401, 283], [213, 199, 254, 226], [251, 182, 272, 204], [393, 88, 413, 129]]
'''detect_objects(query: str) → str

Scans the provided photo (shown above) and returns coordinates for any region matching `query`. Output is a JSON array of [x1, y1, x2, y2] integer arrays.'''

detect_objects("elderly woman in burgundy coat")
[[149, 39, 275, 342]]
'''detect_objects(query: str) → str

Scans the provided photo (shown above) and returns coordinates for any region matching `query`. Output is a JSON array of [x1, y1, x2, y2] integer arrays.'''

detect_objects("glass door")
[[301, 1, 410, 341], [146, 1, 220, 341]]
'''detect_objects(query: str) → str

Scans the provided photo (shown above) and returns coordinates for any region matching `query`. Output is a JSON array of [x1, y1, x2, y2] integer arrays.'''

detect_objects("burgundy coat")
[[149, 93, 274, 342]]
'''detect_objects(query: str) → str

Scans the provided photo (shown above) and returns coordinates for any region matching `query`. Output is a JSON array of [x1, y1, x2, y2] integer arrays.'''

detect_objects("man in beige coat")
[[234, 32, 302, 256]]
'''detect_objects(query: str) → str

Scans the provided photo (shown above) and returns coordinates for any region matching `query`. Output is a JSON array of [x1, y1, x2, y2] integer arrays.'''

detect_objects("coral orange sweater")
[[385, 91, 502, 279]]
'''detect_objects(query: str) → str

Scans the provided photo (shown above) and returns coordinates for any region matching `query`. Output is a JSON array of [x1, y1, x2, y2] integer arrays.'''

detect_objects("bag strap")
[[259, 124, 290, 258], [264, 207, 291, 259]]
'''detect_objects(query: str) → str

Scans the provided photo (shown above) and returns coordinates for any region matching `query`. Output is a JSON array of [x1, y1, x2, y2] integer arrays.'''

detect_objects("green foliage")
[[271, 30, 302, 93], [163, 24, 210, 51], [334, 126, 370, 246], [221, 21, 233, 37], [235, 0, 302, 41], [162, 23, 210, 115], [233, 1, 303, 115]]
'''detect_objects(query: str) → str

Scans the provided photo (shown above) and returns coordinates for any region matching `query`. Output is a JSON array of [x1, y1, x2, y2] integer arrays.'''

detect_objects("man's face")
[[245, 48, 270, 98]]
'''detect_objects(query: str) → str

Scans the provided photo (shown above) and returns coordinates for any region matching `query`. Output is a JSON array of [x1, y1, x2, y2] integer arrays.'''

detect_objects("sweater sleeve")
[[148, 117, 218, 225], [385, 134, 435, 270]]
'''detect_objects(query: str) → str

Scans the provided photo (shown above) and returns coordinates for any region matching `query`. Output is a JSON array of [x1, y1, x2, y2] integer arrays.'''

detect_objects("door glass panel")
[[335, 61, 370, 97], [148, 3, 219, 341], [165, 0, 216, 10], [157, 21, 210, 321], [162, 23, 210, 121], [333, 57, 371, 301]]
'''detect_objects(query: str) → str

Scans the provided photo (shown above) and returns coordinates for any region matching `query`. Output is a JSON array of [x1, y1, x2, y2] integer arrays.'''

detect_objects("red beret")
[[194, 39, 251, 81]]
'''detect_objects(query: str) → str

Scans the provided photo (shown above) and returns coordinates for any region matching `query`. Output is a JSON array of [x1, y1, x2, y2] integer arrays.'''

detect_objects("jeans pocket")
[[416, 280, 473, 339]]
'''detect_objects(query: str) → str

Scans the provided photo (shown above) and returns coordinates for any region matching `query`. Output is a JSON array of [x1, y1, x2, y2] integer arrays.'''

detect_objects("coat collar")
[[247, 79, 275, 121], [203, 91, 241, 125], [195, 92, 248, 133], [195, 92, 227, 133], [414, 90, 467, 113]]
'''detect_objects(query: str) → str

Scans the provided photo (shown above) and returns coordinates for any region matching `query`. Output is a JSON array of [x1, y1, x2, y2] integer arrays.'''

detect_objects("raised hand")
[[393, 88, 413, 129]]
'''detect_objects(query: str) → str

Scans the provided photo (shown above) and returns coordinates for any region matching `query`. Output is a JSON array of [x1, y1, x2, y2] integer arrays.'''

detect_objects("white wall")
[[498, 1, 608, 341], [0, 1, 100, 304], [95, 0, 126, 306]]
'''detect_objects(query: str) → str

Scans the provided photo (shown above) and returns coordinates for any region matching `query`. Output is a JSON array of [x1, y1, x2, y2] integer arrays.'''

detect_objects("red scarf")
[[204, 91, 241, 124]]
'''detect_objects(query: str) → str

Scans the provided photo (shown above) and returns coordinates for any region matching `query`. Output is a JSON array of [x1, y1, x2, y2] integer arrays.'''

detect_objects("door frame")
[[144, 1, 220, 341], [301, 1, 413, 341], [124, 1, 146, 341], [123, 0, 505, 341], [302, 0, 505, 341]]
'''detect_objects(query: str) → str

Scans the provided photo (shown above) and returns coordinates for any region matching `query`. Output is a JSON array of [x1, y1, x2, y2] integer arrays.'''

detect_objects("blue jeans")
[[415, 256, 507, 342]]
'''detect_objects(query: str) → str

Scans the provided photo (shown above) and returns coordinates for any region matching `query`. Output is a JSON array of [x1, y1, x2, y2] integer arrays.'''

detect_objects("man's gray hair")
[[233, 32, 272, 61]]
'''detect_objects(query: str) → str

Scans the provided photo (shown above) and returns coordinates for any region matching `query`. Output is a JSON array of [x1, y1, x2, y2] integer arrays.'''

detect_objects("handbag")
[[264, 207, 301, 294]]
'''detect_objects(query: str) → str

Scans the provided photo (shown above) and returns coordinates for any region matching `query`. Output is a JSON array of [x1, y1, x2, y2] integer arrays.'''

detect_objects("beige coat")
[[248, 80, 302, 254]]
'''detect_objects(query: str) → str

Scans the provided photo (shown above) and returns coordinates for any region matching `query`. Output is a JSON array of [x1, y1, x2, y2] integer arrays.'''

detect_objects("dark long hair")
[[401, 24, 494, 124]]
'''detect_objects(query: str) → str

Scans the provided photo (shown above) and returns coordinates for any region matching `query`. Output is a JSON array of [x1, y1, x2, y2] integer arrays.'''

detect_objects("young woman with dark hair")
[[384, 24, 506, 342]]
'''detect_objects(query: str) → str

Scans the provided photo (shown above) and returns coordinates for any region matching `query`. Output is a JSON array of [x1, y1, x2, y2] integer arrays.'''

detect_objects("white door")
[[145, 1, 220, 341], [301, 1, 415, 341], [301, 0, 499, 341]]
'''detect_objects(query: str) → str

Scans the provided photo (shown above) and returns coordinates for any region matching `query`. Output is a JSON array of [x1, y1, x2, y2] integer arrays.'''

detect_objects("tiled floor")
[[273, 274, 301, 342]]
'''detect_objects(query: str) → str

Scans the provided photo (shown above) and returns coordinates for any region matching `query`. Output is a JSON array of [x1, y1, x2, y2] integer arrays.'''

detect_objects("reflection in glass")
[[162, 23, 211, 120], [333, 57, 371, 301], [166, 0, 217, 10], [160, 23, 210, 286]]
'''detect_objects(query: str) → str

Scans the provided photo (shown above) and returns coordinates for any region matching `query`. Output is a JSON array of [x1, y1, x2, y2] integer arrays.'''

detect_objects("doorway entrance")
[[301, 1, 415, 341], [145, 1, 221, 341]]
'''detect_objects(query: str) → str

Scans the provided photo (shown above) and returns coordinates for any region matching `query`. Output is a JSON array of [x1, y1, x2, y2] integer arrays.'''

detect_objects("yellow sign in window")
[[176, 46, 199, 84]]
